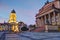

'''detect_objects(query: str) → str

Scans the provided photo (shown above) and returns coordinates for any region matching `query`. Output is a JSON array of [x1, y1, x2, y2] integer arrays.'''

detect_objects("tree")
[[29, 24, 36, 29], [29, 24, 36, 31], [21, 24, 29, 31], [21, 27, 29, 31]]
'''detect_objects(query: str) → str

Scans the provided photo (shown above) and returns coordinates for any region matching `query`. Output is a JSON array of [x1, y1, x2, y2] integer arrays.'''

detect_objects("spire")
[[45, 0, 49, 5], [11, 9, 16, 13]]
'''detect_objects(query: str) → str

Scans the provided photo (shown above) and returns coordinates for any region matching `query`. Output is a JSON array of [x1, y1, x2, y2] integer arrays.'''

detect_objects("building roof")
[[55, 0, 60, 1], [0, 23, 10, 25], [11, 9, 16, 13], [45, 0, 49, 5], [19, 21, 23, 23], [36, 2, 53, 17], [36, 0, 60, 17]]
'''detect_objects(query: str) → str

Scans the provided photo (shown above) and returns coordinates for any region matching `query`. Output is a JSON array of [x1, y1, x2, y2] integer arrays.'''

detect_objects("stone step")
[[5, 33, 20, 40]]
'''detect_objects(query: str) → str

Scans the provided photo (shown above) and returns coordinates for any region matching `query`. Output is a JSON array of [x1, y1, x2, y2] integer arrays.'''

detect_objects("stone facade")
[[0, 10, 25, 32], [36, 0, 60, 32], [0, 23, 11, 31]]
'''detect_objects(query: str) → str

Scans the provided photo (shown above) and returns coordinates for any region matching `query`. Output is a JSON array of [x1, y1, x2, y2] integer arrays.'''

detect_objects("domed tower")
[[8, 9, 17, 23], [8, 9, 19, 32]]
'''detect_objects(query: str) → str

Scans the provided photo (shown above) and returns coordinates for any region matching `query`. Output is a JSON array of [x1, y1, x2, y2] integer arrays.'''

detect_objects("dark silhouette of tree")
[[21, 27, 29, 31], [29, 24, 36, 29], [21, 24, 29, 31]]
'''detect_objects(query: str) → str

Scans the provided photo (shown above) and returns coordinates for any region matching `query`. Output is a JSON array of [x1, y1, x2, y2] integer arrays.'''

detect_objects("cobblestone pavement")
[[0, 32, 60, 40], [19, 32, 60, 40]]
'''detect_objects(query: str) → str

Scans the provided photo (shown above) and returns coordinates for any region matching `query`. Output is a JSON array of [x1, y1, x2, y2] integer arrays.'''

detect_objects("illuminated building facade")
[[8, 10, 17, 23], [8, 9, 19, 32], [36, 0, 60, 32], [0, 10, 19, 32], [0, 9, 26, 32]]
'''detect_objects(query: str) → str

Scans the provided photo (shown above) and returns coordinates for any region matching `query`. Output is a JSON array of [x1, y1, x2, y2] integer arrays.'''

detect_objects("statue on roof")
[[45, 0, 49, 5]]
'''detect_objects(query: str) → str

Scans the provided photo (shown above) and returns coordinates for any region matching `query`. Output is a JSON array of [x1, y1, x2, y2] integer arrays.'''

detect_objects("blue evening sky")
[[0, 0, 53, 25]]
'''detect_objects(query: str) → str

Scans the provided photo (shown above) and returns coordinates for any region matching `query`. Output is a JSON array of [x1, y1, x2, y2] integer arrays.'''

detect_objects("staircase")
[[0, 32, 20, 40]]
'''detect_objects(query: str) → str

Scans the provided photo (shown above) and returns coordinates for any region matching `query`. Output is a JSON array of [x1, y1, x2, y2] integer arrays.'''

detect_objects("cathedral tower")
[[8, 9, 17, 23], [8, 9, 19, 32]]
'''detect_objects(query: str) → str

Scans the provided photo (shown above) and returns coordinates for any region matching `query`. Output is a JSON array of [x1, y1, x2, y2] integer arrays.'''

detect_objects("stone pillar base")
[[45, 25, 48, 32]]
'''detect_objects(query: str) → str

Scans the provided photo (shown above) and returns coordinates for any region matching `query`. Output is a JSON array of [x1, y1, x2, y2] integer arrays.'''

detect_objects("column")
[[58, 13, 60, 31], [36, 18, 41, 27], [36, 18, 39, 27], [44, 15, 48, 32], [44, 15, 47, 24], [41, 17, 44, 25], [48, 13, 51, 24], [43, 16, 45, 24], [53, 11, 56, 25], [58, 13, 60, 25], [40, 17, 42, 26], [45, 25, 48, 32]]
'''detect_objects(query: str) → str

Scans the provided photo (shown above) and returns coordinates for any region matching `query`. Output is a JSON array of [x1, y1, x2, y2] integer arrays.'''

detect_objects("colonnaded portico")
[[36, 0, 60, 32]]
